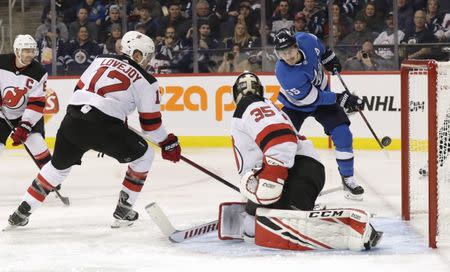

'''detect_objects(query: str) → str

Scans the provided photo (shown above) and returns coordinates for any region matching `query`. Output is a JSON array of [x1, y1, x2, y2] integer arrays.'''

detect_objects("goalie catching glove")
[[240, 156, 288, 205], [158, 133, 181, 162], [336, 90, 363, 113]]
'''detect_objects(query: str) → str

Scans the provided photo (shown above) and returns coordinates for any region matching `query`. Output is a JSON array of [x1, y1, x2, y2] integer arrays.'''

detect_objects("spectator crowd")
[[33, 0, 450, 74]]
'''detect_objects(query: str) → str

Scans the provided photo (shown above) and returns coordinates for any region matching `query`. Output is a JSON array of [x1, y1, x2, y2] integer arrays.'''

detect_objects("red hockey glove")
[[11, 121, 32, 146], [159, 133, 181, 162]]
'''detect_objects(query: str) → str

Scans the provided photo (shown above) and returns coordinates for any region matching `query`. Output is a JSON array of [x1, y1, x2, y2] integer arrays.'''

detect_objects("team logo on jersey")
[[74, 49, 88, 64], [1, 86, 27, 109]]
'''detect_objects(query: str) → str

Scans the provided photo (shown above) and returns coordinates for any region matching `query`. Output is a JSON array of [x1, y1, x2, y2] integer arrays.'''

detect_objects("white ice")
[[1, 148, 450, 272]]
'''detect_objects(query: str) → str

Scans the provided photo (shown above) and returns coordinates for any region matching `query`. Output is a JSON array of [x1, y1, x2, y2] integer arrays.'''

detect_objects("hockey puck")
[[381, 136, 392, 147]]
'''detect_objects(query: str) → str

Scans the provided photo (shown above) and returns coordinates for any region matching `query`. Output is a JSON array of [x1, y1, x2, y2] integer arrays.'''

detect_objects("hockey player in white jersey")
[[0, 35, 52, 168], [6, 31, 181, 229], [218, 72, 382, 251]]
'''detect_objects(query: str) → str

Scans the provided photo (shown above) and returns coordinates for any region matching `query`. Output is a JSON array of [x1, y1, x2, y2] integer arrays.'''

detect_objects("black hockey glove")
[[336, 90, 363, 113], [321, 48, 341, 75]]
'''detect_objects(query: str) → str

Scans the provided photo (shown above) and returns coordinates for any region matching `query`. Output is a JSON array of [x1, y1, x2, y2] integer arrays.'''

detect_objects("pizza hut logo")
[[1, 86, 27, 109]]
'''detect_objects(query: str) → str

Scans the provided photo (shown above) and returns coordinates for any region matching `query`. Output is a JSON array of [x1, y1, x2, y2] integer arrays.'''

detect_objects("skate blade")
[[344, 191, 364, 201], [2, 224, 19, 232], [111, 219, 135, 229]]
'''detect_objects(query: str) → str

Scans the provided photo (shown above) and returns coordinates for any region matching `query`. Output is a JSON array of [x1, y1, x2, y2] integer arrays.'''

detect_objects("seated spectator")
[[327, 25, 349, 64], [334, 0, 364, 18], [248, 24, 277, 71], [131, 4, 160, 40], [103, 24, 122, 54], [401, 9, 438, 60], [291, 12, 308, 33], [134, 0, 163, 19], [35, 9, 69, 43], [374, 12, 405, 60], [329, 2, 353, 38], [339, 16, 378, 55], [61, 26, 102, 75], [69, 7, 99, 42], [157, 1, 190, 42], [223, 23, 255, 50], [189, 0, 221, 39], [271, 0, 294, 33], [302, 0, 327, 39], [426, 0, 447, 41], [343, 41, 393, 70], [155, 26, 183, 62], [114, 38, 122, 55], [36, 29, 65, 75], [41, 0, 79, 24], [398, 0, 415, 31], [217, 44, 247, 72], [230, 1, 259, 37], [78, 0, 106, 26], [357, 1, 384, 33], [98, 5, 122, 43]]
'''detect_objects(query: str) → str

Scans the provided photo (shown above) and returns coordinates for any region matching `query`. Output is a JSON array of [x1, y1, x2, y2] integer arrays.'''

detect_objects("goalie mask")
[[13, 34, 37, 67], [232, 71, 264, 104], [121, 31, 155, 67]]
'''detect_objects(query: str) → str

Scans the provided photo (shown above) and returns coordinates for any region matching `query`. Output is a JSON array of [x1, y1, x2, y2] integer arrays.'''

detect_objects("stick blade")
[[168, 220, 219, 243], [145, 202, 176, 236]]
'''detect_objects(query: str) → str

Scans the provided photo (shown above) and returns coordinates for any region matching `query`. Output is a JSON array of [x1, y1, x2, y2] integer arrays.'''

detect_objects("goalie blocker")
[[219, 202, 382, 251]]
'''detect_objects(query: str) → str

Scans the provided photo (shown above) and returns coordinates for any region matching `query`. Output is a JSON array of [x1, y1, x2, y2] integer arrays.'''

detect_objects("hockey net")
[[401, 60, 450, 248]]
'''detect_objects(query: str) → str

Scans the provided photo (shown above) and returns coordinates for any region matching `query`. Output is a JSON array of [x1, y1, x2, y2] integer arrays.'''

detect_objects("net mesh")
[[407, 61, 450, 245]]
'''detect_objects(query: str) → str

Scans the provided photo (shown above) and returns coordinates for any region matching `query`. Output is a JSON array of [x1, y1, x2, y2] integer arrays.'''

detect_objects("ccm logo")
[[309, 210, 344, 218]]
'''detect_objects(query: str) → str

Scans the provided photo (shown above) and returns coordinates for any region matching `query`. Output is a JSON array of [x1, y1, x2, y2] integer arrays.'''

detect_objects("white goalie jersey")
[[231, 95, 319, 175], [70, 54, 168, 143], [0, 54, 47, 126]]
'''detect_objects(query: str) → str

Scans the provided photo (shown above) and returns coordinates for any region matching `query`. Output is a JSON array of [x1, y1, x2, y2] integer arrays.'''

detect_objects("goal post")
[[401, 60, 450, 248]]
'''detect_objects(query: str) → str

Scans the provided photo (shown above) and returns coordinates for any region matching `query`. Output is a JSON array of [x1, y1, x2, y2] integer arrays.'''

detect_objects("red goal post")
[[400, 60, 450, 248]]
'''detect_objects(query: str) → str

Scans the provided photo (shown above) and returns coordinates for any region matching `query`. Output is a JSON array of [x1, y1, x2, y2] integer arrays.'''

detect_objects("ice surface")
[[1, 148, 450, 272]]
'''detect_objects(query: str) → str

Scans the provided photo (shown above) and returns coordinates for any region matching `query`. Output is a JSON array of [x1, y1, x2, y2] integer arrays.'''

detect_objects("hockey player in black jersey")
[[5, 31, 182, 230], [0, 35, 52, 169]]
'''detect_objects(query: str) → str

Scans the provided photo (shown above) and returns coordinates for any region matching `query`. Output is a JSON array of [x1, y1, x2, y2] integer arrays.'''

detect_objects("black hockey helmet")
[[232, 71, 264, 104], [273, 28, 296, 51]]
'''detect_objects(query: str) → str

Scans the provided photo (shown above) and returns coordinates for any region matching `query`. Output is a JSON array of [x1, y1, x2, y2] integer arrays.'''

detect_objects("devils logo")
[[1, 86, 27, 109]]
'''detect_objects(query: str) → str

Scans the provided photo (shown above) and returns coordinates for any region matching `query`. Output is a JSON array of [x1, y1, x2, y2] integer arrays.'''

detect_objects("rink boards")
[[7, 72, 408, 150]]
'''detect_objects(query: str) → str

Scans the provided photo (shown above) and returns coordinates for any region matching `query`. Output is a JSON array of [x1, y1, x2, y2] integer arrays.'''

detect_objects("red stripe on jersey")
[[28, 97, 46, 103], [27, 187, 45, 202], [139, 112, 162, 131], [273, 218, 333, 249], [76, 80, 85, 90], [123, 179, 143, 192], [255, 123, 297, 151], [26, 104, 45, 113], [36, 174, 54, 191], [139, 112, 161, 119], [127, 166, 148, 180], [337, 218, 366, 235], [262, 134, 298, 153]]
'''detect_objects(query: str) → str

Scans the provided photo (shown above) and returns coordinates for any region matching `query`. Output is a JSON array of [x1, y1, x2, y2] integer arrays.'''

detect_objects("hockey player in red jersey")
[[218, 72, 382, 251], [0, 34, 52, 168], [5, 31, 181, 230]]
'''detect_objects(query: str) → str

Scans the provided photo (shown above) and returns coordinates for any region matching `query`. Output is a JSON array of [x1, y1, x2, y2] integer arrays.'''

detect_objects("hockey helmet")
[[121, 31, 155, 66], [232, 71, 264, 104], [13, 34, 37, 66], [273, 28, 296, 51]]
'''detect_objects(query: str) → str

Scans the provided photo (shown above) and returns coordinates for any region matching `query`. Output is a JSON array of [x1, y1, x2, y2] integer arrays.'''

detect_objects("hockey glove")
[[11, 121, 32, 146], [240, 156, 288, 205], [321, 49, 341, 75], [159, 133, 181, 163], [336, 90, 363, 113]]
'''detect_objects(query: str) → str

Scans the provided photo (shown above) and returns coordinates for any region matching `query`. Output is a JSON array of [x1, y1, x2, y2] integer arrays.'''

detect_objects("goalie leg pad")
[[218, 202, 247, 240], [254, 208, 381, 251]]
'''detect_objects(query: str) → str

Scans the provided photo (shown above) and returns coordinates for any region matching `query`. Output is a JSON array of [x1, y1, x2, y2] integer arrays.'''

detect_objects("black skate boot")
[[363, 224, 383, 250], [341, 175, 364, 201], [111, 191, 139, 228], [4, 201, 31, 231]]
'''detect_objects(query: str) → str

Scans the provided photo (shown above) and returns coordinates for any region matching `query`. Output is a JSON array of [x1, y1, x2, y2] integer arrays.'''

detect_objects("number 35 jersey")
[[70, 54, 167, 143], [231, 94, 320, 176]]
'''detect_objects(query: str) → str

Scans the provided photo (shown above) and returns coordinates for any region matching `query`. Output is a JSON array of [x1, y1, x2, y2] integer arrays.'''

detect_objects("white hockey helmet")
[[13, 34, 37, 66], [232, 71, 264, 104], [121, 31, 155, 66]]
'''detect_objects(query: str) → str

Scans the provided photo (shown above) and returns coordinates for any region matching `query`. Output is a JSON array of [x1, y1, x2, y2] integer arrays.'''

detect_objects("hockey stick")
[[334, 71, 391, 149], [128, 127, 240, 192], [0, 108, 70, 206], [145, 202, 219, 243]]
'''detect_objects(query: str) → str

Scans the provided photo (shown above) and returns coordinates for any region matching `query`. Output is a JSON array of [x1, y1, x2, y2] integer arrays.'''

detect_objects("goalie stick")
[[0, 107, 70, 206], [145, 202, 218, 243]]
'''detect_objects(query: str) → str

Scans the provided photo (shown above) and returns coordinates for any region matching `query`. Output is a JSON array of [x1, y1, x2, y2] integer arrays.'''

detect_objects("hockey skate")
[[341, 176, 364, 201], [111, 191, 139, 228], [3, 201, 31, 231], [363, 224, 383, 250]]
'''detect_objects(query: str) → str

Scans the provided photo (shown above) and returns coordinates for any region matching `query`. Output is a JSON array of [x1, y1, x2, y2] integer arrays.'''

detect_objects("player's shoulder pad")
[[97, 54, 157, 85], [233, 94, 265, 119]]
